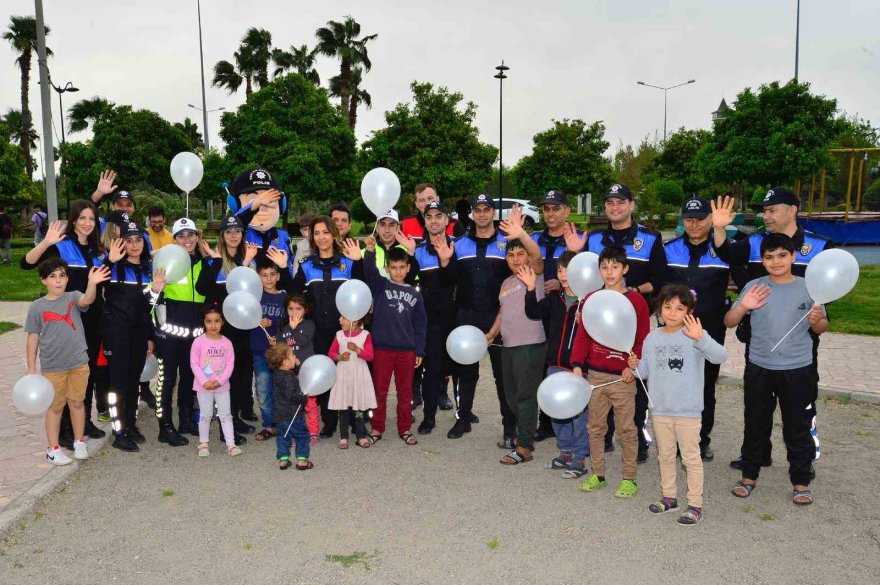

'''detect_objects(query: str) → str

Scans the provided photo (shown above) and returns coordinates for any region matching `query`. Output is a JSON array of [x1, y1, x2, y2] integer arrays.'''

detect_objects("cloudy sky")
[[3, 0, 878, 180]]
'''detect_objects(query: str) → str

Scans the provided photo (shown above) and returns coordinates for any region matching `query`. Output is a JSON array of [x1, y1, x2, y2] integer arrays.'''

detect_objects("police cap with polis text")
[[120, 220, 143, 239], [681, 197, 711, 219], [541, 189, 567, 206], [471, 193, 496, 209], [105, 210, 131, 229], [219, 215, 245, 233], [604, 183, 633, 201], [110, 188, 134, 202], [230, 168, 280, 196], [758, 187, 800, 208], [172, 217, 198, 236], [424, 200, 447, 214]]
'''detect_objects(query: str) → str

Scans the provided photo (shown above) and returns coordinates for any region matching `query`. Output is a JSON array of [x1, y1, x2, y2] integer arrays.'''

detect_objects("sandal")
[[369, 434, 382, 444], [255, 428, 276, 441], [278, 458, 292, 470], [497, 437, 517, 450], [546, 455, 573, 470], [197, 443, 210, 457], [338, 438, 349, 450], [732, 481, 755, 498], [295, 460, 314, 470], [400, 433, 418, 446], [500, 449, 533, 465], [677, 506, 702, 526], [793, 488, 814, 506], [648, 497, 679, 514], [357, 438, 371, 448]]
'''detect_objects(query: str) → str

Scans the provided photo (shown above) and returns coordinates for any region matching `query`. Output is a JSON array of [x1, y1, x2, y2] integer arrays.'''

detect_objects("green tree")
[[0, 135, 30, 206], [212, 27, 273, 98], [174, 117, 204, 154], [697, 80, 842, 194], [67, 96, 115, 134], [512, 119, 613, 202], [3, 15, 51, 179], [271, 44, 320, 85], [219, 73, 357, 209], [2, 109, 39, 173], [315, 16, 377, 128], [645, 128, 710, 194], [481, 165, 517, 199], [329, 66, 371, 132], [360, 81, 498, 203], [648, 177, 685, 207], [613, 137, 661, 197]]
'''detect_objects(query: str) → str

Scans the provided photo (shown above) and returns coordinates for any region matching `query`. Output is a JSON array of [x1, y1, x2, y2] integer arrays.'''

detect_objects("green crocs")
[[578, 474, 608, 492], [615, 479, 638, 498]]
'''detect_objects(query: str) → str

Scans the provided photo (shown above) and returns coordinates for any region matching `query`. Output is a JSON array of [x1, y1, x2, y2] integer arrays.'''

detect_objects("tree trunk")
[[348, 94, 358, 132], [339, 61, 351, 118], [245, 77, 252, 98], [19, 51, 33, 179]]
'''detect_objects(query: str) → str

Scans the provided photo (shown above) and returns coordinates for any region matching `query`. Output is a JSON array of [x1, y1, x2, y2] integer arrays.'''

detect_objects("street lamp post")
[[795, 0, 801, 81], [187, 104, 225, 220], [493, 61, 509, 215], [49, 80, 79, 212], [636, 79, 696, 142], [196, 0, 211, 153]]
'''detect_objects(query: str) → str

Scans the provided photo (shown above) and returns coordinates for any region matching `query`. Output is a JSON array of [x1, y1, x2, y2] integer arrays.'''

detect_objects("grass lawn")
[[0, 321, 21, 335], [827, 265, 880, 336], [0, 240, 44, 302]]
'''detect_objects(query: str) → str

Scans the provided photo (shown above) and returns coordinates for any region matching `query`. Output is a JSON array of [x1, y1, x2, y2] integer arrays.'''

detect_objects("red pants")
[[305, 396, 319, 436], [371, 349, 415, 435]]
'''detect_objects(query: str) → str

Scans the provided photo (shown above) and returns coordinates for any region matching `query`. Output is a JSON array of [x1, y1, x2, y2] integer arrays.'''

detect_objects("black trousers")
[[226, 327, 254, 418], [421, 319, 452, 424], [700, 319, 726, 450], [60, 316, 108, 435], [741, 362, 817, 486], [338, 408, 368, 440], [454, 344, 516, 437], [154, 330, 196, 426], [103, 323, 149, 433], [314, 324, 339, 435], [634, 378, 649, 450]]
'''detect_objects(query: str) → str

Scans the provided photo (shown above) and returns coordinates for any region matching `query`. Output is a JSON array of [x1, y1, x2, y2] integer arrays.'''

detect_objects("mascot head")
[[228, 168, 286, 233]]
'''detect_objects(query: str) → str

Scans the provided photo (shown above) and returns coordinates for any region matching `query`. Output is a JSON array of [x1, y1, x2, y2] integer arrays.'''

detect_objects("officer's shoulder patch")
[[633, 238, 644, 252], [496, 240, 506, 252], [800, 242, 813, 256]]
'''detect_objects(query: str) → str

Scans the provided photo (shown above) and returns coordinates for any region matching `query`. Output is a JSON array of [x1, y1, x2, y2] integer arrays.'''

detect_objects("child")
[[362, 241, 426, 445], [724, 233, 827, 506], [277, 293, 319, 444], [327, 314, 377, 448], [25, 259, 110, 465], [524, 250, 590, 477], [266, 342, 312, 470], [628, 285, 728, 525], [571, 245, 650, 498], [190, 305, 241, 457], [252, 261, 287, 441]]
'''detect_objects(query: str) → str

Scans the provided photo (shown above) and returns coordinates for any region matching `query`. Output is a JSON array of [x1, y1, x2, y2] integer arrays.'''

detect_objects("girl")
[[628, 285, 727, 526], [102, 220, 165, 452], [327, 314, 376, 449], [265, 293, 318, 443], [190, 305, 241, 457], [21, 200, 108, 445], [289, 216, 364, 438], [266, 342, 311, 470]]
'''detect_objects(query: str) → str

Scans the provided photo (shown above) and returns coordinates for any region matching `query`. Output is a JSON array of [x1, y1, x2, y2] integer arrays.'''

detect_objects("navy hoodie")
[[524, 289, 580, 369], [363, 250, 427, 356]]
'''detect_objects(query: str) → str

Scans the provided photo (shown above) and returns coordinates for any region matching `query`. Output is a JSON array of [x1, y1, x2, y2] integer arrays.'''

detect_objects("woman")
[[290, 216, 364, 437], [21, 200, 108, 444]]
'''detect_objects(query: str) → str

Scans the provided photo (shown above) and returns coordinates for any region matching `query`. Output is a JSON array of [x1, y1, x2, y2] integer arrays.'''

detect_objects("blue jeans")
[[276, 416, 309, 461], [253, 353, 274, 429], [548, 366, 590, 462]]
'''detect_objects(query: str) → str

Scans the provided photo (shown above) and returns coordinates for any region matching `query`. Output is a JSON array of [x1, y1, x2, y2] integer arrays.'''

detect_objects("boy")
[[491, 234, 547, 465], [524, 251, 590, 477], [724, 233, 827, 505], [266, 342, 312, 470], [25, 258, 110, 465], [363, 241, 427, 445], [571, 246, 650, 498], [252, 261, 288, 440]]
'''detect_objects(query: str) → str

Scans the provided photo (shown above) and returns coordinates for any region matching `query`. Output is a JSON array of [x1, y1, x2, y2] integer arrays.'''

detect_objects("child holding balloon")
[[627, 285, 728, 525], [267, 342, 312, 470], [276, 293, 319, 444], [328, 313, 377, 448]]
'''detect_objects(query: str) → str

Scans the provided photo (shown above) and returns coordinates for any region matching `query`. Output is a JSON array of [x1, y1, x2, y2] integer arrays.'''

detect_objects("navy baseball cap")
[[541, 189, 567, 206], [230, 168, 280, 196], [105, 210, 131, 228], [120, 220, 143, 239], [681, 197, 711, 219], [471, 193, 496, 209], [111, 188, 133, 202], [219, 215, 245, 233], [424, 200, 447, 214], [604, 183, 633, 201], [758, 187, 800, 208]]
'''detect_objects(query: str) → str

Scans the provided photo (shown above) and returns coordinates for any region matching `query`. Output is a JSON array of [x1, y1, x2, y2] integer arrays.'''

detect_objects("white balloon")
[[298, 355, 337, 396], [567, 252, 603, 298], [446, 325, 488, 365], [226, 265, 262, 299], [222, 290, 263, 330], [140, 354, 159, 382], [153, 244, 190, 283], [537, 372, 592, 420], [169, 151, 204, 193], [805, 248, 860, 305], [335, 279, 373, 321], [582, 289, 637, 353], [360, 167, 401, 216], [12, 374, 55, 416]]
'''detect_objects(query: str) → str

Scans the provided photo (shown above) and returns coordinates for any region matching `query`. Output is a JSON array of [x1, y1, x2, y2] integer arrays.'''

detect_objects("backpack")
[[0, 218, 11, 239], [36, 211, 48, 236]]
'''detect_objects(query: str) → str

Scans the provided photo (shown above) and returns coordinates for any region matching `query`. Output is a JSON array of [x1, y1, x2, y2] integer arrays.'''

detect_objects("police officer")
[[712, 188, 830, 470], [664, 197, 730, 461], [581, 183, 671, 462], [400, 183, 465, 242]]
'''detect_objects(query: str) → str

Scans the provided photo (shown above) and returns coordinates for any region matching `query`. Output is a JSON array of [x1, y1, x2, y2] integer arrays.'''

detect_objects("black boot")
[[112, 433, 139, 452], [417, 419, 435, 435], [446, 418, 472, 439], [158, 422, 189, 447], [233, 416, 255, 434], [85, 419, 106, 439], [218, 421, 247, 445], [178, 411, 199, 436], [139, 383, 157, 410], [58, 429, 75, 451], [129, 426, 146, 444]]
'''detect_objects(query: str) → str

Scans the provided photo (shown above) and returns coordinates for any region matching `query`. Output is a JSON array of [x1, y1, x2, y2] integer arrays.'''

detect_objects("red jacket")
[[570, 289, 650, 375], [401, 215, 462, 240]]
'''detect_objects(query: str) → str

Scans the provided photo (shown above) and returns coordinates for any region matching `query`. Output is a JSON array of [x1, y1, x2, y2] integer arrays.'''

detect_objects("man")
[[712, 188, 830, 471], [0, 206, 12, 263], [401, 183, 465, 242], [291, 213, 314, 276], [664, 197, 730, 461], [330, 202, 352, 239], [579, 183, 671, 462], [89, 170, 152, 251], [372, 209, 417, 283], [449, 194, 542, 442], [29, 204, 48, 246], [146, 206, 174, 251]]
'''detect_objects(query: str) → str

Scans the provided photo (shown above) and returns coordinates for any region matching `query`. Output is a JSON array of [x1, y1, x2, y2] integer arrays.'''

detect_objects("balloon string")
[[770, 306, 813, 353], [260, 326, 271, 341], [628, 349, 654, 409], [567, 302, 581, 348], [592, 379, 623, 390], [282, 404, 303, 439]]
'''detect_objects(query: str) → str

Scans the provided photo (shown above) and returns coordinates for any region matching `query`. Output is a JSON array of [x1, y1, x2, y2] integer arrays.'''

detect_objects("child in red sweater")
[[571, 246, 650, 499]]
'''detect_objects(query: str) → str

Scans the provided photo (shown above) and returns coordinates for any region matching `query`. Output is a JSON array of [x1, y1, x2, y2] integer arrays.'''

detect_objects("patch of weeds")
[[819, 397, 830, 405], [759, 513, 775, 521], [487, 537, 499, 550], [861, 412, 872, 417], [837, 393, 852, 405], [33, 511, 43, 521], [243, 543, 252, 550], [161, 489, 175, 497], [18, 522, 26, 531], [740, 505, 755, 513], [855, 428, 874, 437], [98, 450, 108, 457], [325, 550, 377, 570]]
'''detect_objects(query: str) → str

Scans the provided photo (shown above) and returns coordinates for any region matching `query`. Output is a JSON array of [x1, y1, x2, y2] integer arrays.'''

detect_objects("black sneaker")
[[534, 427, 554, 442], [319, 428, 335, 438], [112, 434, 140, 452], [234, 433, 247, 446], [178, 419, 200, 437], [240, 411, 259, 422], [446, 419, 472, 439], [438, 395, 454, 411], [233, 417, 256, 434], [158, 423, 189, 447], [58, 433, 75, 451], [417, 420, 435, 435], [85, 420, 106, 439], [730, 456, 772, 470], [701, 446, 714, 461], [129, 426, 146, 444], [604, 442, 615, 453], [469, 413, 480, 424], [637, 447, 649, 463]]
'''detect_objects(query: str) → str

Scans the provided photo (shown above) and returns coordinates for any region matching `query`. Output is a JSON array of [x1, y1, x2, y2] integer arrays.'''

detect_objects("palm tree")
[[3, 15, 51, 178], [3, 109, 39, 173], [315, 15, 377, 123], [173, 117, 204, 153], [329, 68, 371, 132], [271, 44, 320, 85], [67, 96, 115, 134], [212, 27, 272, 98]]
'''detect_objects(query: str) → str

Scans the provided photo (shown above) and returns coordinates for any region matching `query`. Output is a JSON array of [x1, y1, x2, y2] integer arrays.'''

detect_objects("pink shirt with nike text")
[[190, 334, 235, 393]]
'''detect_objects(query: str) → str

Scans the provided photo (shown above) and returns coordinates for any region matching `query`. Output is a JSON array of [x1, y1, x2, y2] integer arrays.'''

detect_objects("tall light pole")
[[494, 61, 509, 214], [188, 104, 224, 220], [49, 80, 79, 212], [196, 0, 211, 153], [636, 79, 696, 142], [795, 0, 801, 81], [34, 0, 58, 221]]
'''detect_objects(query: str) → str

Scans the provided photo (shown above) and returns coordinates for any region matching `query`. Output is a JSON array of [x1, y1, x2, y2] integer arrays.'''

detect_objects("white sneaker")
[[46, 446, 72, 466], [73, 439, 89, 460]]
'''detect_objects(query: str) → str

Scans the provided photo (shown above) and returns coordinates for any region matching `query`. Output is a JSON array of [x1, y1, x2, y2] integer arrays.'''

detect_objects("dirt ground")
[[1, 369, 879, 585]]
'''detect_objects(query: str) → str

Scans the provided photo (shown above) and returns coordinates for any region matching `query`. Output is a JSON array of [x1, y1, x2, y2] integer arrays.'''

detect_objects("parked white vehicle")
[[453, 198, 541, 228]]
